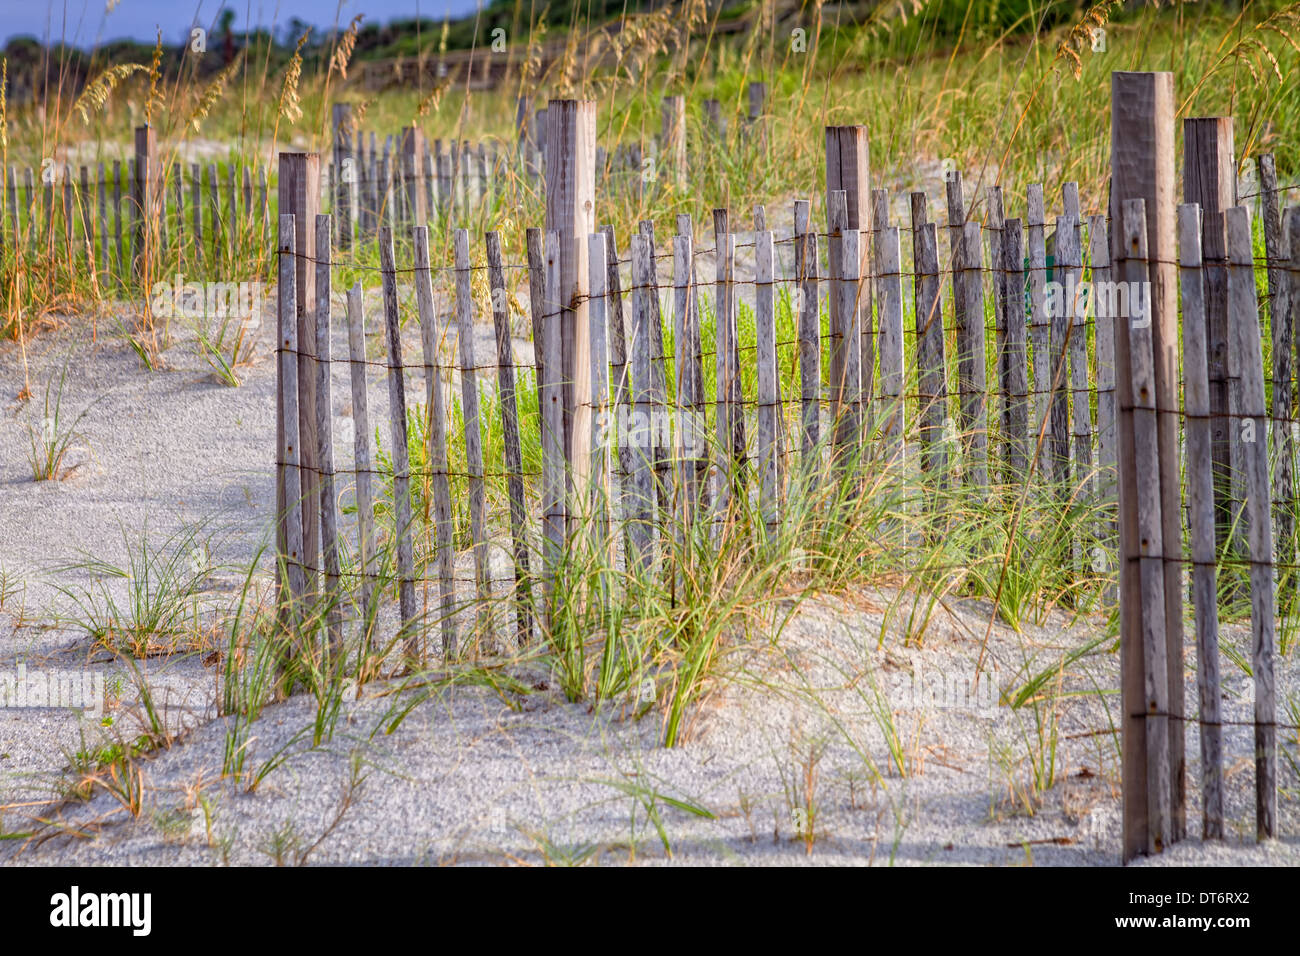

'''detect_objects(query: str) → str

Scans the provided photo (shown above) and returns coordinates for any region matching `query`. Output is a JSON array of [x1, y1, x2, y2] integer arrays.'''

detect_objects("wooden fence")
[[274, 91, 1298, 866], [4, 83, 1291, 865]]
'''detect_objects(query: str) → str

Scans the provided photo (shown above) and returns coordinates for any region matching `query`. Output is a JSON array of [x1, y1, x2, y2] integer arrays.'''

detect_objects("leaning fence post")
[[1184, 117, 1236, 560], [488, 231, 534, 648], [1047, 215, 1072, 490], [1001, 217, 1028, 479], [344, 281, 379, 654], [276, 215, 307, 630], [278, 152, 323, 601], [755, 229, 779, 538], [1060, 214, 1090, 500], [1259, 156, 1294, 590], [825, 127, 872, 418], [912, 197, 947, 498], [313, 215, 342, 658], [413, 226, 457, 657], [798, 229, 821, 478], [453, 229, 489, 641], [332, 104, 355, 250], [661, 96, 686, 185], [837, 226, 864, 477], [956, 220, 988, 493], [378, 226, 418, 662], [1091, 214, 1117, 569], [876, 223, 904, 465], [541, 230, 566, 621], [1027, 184, 1049, 475], [1177, 201, 1223, 840], [628, 233, 657, 572], [1289, 204, 1300, 585], [673, 232, 700, 536], [1226, 205, 1278, 842], [588, 231, 614, 582]]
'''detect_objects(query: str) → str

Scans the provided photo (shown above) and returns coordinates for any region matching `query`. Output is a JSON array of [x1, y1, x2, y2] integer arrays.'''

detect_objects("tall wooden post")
[[331, 104, 355, 249], [544, 100, 597, 512], [825, 126, 872, 415], [400, 125, 427, 226], [278, 152, 322, 597], [661, 95, 686, 185], [1183, 117, 1236, 557], [1111, 71, 1185, 861], [132, 126, 159, 280]]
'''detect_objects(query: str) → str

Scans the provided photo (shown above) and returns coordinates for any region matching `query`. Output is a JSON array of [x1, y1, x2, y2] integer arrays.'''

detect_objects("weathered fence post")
[[628, 233, 657, 571], [1046, 215, 1072, 489], [132, 126, 159, 281], [1226, 205, 1278, 842], [1112, 70, 1185, 860], [541, 231, 566, 621], [1091, 214, 1117, 570], [661, 96, 686, 185], [313, 215, 342, 657], [401, 125, 427, 226], [1060, 214, 1090, 501], [912, 195, 947, 497], [344, 281, 378, 652], [956, 219, 988, 493], [1177, 201, 1223, 840], [673, 232, 701, 535], [876, 222, 904, 464], [1259, 155, 1294, 589], [1001, 217, 1028, 479], [413, 227, 456, 656], [454, 229, 489, 640], [825, 126, 872, 417], [544, 100, 597, 512], [276, 214, 307, 629], [378, 226, 418, 661], [1027, 184, 1049, 473], [797, 226, 821, 478], [1119, 198, 1172, 857], [278, 152, 323, 600], [1183, 117, 1236, 558], [488, 231, 534, 648], [331, 104, 355, 249], [747, 225, 778, 540], [588, 230, 614, 580]]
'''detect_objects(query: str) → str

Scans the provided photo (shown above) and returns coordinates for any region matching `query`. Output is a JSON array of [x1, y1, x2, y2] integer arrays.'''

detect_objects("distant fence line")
[[0, 85, 770, 286]]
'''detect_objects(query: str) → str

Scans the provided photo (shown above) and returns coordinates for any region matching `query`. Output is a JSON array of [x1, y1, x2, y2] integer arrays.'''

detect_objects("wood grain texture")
[[1112, 72, 1185, 855], [488, 230, 534, 648], [1226, 205, 1277, 841], [378, 226, 418, 658], [415, 227, 457, 657], [1177, 202, 1223, 840]]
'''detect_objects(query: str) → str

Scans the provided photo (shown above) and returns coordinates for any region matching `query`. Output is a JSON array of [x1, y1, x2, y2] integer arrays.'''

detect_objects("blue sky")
[[5, 1, 486, 47]]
